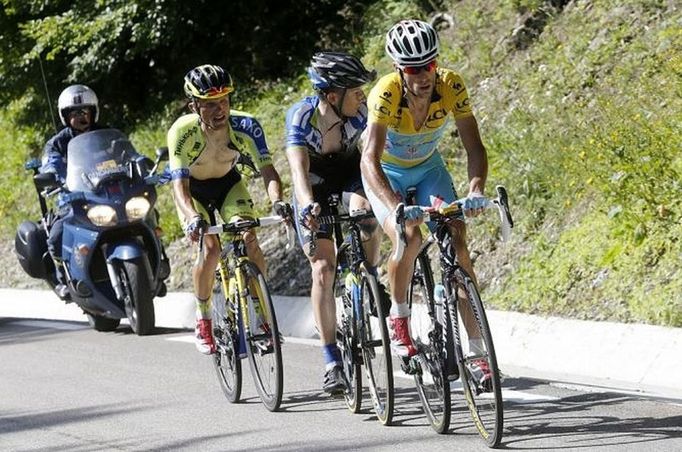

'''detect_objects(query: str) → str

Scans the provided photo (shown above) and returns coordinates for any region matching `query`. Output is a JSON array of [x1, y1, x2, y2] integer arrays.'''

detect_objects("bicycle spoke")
[[450, 269, 503, 448], [244, 263, 283, 412], [336, 254, 362, 413], [409, 253, 451, 433], [212, 273, 242, 403], [360, 272, 394, 426]]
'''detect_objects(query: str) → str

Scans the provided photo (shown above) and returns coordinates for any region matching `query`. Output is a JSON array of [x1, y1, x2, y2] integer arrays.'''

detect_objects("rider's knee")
[[359, 218, 379, 237], [311, 259, 335, 287], [449, 220, 468, 244]]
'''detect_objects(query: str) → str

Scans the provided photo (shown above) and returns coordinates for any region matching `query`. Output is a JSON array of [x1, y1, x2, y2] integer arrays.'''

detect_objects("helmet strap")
[[190, 98, 221, 131], [398, 70, 420, 99], [325, 89, 348, 120]]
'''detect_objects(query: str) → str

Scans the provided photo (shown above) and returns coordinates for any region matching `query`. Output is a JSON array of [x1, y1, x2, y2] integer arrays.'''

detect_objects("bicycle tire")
[[244, 262, 284, 412], [449, 268, 503, 448], [360, 269, 394, 425], [336, 252, 362, 413], [212, 269, 243, 403], [409, 251, 451, 434]]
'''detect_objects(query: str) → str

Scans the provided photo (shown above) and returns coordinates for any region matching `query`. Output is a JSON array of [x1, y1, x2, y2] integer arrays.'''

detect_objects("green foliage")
[[0, 98, 45, 230], [457, 0, 682, 326], [1, 0, 379, 128]]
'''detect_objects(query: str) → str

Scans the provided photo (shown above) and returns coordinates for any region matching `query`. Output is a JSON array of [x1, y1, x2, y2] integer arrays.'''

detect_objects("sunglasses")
[[202, 85, 233, 97], [68, 108, 91, 117], [401, 60, 437, 75]]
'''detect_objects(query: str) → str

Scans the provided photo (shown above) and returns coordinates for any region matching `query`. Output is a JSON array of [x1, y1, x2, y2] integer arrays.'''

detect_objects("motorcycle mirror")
[[155, 147, 169, 161], [33, 172, 59, 190]]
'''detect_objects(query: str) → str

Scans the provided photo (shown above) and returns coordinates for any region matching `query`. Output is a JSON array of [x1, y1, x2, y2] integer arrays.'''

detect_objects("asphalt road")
[[1, 318, 681, 451]]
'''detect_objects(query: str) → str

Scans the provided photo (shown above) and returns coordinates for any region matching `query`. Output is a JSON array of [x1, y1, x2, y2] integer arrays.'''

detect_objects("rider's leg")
[[448, 220, 484, 353], [303, 238, 348, 392], [192, 233, 219, 354], [193, 234, 220, 318], [304, 238, 338, 348], [47, 217, 69, 299], [243, 229, 266, 276], [348, 190, 381, 267]]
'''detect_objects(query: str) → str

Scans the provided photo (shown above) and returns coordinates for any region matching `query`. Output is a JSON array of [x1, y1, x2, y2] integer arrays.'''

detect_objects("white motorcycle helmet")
[[57, 84, 99, 126]]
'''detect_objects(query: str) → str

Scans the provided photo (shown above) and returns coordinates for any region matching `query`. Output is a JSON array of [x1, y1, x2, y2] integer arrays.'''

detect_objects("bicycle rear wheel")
[[360, 269, 394, 425], [336, 254, 362, 413], [212, 270, 242, 403], [244, 262, 283, 412], [409, 251, 451, 434], [449, 268, 503, 448]]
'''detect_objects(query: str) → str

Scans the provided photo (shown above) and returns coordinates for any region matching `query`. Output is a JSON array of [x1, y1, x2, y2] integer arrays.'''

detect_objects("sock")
[[322, 343, 341, 369], [390, 300, 410, 318], [195, 295, 212, 320]]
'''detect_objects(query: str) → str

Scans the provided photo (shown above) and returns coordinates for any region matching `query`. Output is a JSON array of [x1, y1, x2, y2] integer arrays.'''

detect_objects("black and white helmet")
[[385, 20, 439, 66], [308, 51, 376, 91], [57, 84, 99, 126]]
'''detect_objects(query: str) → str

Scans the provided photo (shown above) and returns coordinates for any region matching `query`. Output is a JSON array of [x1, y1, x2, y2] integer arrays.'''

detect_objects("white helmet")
[[385, 20, 439, 66], [57, 84, 99, 126]]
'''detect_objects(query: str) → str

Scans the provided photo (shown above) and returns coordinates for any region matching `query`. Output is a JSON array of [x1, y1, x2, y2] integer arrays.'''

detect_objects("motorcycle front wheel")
[[120, 257, 155, 335]]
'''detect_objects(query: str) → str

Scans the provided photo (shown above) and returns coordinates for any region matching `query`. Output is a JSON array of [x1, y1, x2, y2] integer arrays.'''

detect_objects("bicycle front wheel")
[[244, 262, 284, 412], [409, 251, 451, 434], [212, 270, 242, 403], [450, 268, 503, 448], [336, 261, 362, 413], [360, 269, 394, 425]]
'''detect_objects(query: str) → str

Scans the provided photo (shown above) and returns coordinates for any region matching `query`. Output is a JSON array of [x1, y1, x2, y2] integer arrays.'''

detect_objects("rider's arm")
[[230, 112, 282, 204], [167, 118, 200, 222], [455, 115, 488, 195], [171, 178, 200, 222], [285, 146, 314, 206], [259, 164, 284, 204], [360, 122, 400, 209], [41, 129, 70, 181]]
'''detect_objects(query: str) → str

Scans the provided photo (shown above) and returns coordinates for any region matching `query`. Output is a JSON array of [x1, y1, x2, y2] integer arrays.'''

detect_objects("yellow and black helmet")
[[183, 64, 234, 100]]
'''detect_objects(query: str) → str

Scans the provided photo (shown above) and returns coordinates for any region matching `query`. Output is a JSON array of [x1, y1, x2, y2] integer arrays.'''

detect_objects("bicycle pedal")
[[400, 356, 422, 376]]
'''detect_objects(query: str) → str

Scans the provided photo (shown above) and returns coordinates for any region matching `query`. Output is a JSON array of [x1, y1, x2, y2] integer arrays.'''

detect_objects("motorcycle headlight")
[[126, 196, 151, 221], [86, 205, 118, 226]]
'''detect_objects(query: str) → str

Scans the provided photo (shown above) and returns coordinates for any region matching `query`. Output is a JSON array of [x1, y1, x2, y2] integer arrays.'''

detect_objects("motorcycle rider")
[[41, 84, 104, 299]]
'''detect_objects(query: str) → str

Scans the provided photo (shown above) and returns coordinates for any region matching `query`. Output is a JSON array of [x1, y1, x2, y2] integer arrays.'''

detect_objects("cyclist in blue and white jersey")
[[285, 52, 385, 394]]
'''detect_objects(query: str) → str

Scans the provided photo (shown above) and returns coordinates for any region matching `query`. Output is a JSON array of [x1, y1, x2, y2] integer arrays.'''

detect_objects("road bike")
[[312, 195, 395, 425], [200, 211, 293, 412], [398, 186, 513, 447]]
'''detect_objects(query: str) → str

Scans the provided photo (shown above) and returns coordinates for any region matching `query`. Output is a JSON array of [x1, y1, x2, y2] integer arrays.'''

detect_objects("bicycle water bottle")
[[434, 284, 446, 326]]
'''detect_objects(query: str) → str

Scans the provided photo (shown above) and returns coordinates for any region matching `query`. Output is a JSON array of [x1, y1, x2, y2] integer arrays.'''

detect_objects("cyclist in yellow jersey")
[[168, 64, 287, 354], [361, 20, 490, 383]]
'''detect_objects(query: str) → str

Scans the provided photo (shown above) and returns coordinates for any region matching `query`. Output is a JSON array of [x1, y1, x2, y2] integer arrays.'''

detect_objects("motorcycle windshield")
[[65, 129, 137, 192]]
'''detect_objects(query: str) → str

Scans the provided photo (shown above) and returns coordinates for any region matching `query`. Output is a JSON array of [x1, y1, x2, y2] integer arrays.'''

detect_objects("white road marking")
[[11, 320, 87, 330]]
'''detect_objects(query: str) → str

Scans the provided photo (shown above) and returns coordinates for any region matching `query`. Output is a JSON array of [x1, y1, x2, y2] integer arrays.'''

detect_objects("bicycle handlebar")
[[306, 209, 377, 258], [391, 185, 514, 262], [196, 214, 295, 265]]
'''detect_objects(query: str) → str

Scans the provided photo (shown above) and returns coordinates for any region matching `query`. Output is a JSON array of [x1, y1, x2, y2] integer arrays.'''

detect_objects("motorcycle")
[[15, 128, 171, 335]]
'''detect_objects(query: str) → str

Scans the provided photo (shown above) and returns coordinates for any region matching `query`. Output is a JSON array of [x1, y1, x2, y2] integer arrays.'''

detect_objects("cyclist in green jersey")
[[168, 64, 288, 354]]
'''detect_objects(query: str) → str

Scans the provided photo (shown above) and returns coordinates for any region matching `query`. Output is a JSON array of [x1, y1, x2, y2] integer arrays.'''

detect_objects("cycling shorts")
[[362, 151, 462, 231], [293, 150, 363, 246], [185, 167, 255, 228]]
